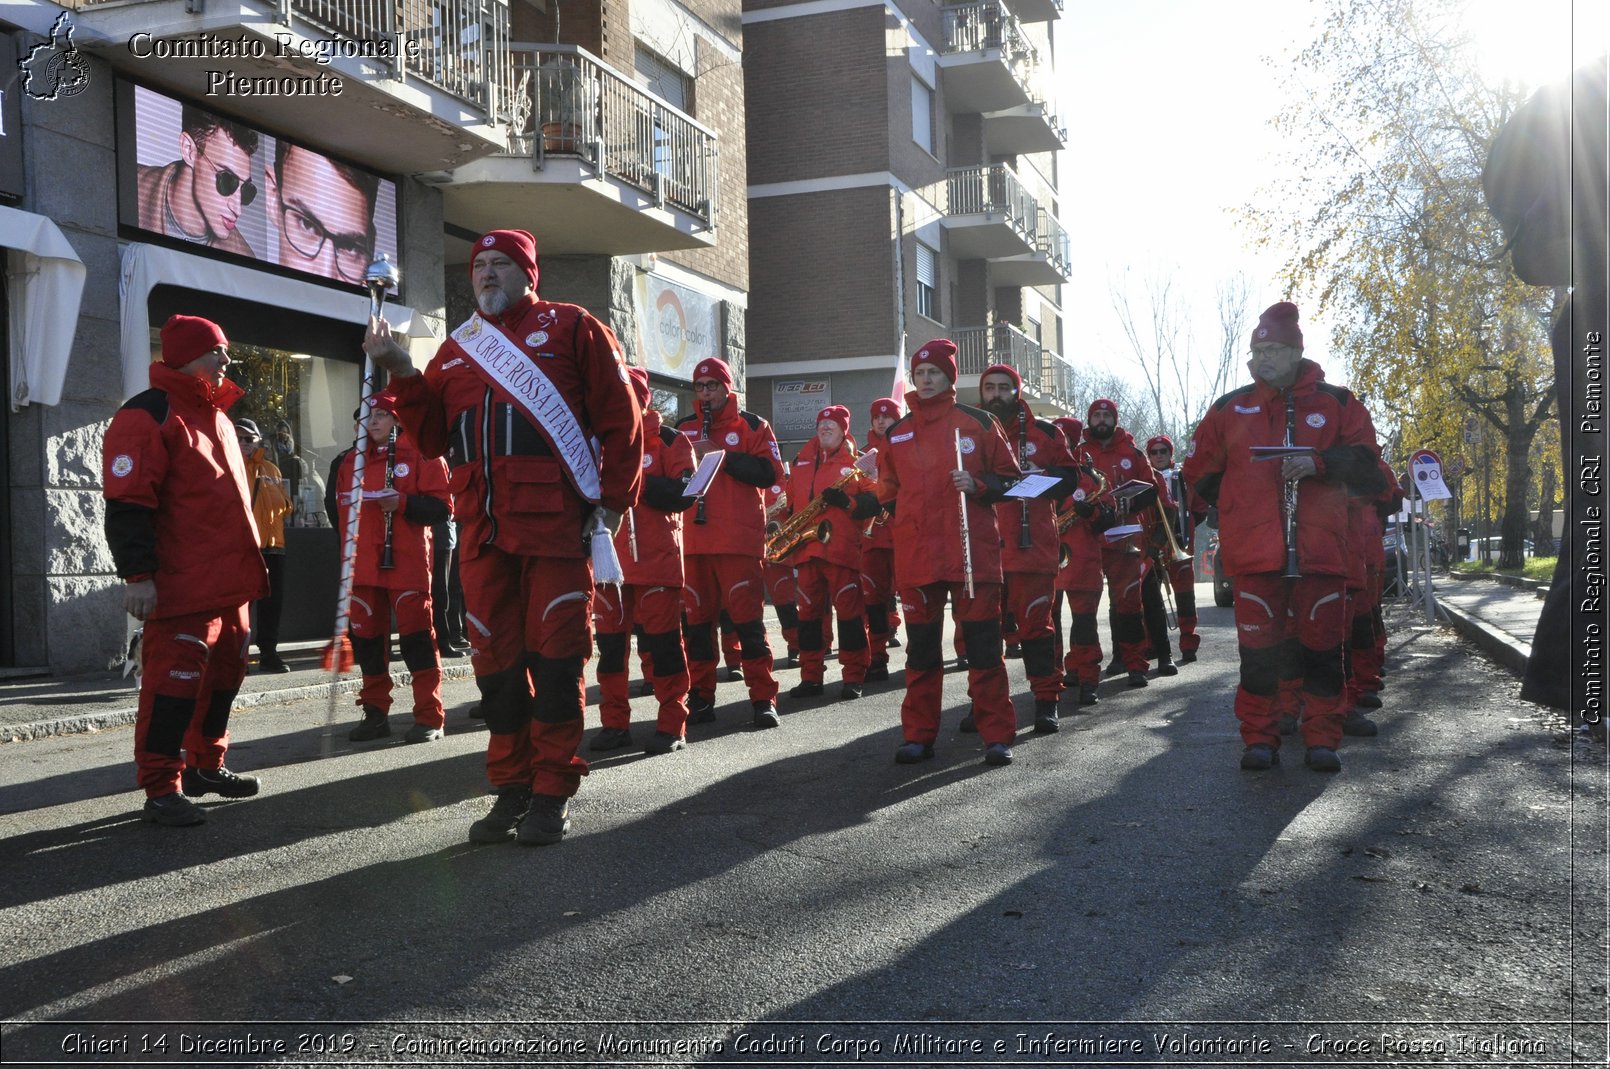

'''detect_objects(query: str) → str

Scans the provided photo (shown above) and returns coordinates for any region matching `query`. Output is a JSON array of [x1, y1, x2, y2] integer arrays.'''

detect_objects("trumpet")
[[765, 450, 877, 564], [1153, 498, 1193, 565]]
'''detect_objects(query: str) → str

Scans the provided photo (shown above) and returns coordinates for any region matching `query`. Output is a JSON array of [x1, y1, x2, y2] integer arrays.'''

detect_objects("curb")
[[1, 663, 478, 744], [1439, 600, 1531, 678]]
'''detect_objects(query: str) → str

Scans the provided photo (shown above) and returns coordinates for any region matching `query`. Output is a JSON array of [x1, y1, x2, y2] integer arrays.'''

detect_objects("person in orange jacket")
[[878, 340, 1023, 767], [328, 390, 452, 744], [1051, 416, 1112, 708], [675, 357, 786, 729], [363, 228, 644, 846], [1182, 301, 1385, 773], [782, 405, 882, 700], [591, 366, 697, 755], [234, 417, 293, 673], [102, 315, 268, 826], [860, 397, 904, 679], [1144, 434, 1201, 664]]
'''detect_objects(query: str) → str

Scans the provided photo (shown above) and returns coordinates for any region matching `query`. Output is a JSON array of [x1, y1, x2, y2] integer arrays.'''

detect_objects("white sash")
[[450, 313, 601, 502]]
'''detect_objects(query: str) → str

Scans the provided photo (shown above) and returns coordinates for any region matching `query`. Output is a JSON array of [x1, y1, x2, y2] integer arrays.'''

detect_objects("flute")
[[956, 428, 974, 598], [1282, 393, 1300, 578], [379, 424, 398, 569], [627, 508, 639, 563], [1016, 409, 1032, 550]]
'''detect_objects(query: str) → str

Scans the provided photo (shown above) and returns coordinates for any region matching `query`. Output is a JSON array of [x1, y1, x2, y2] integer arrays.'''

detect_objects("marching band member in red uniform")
[[1145, 435, 1201, 663], [1339, 451, 1401, 737], [103, 315, 268, 826], [676, 357, 786, 728], [328, 390, 452, 743], [1080, 399, 1169, 687], [878, 340, 1023, 766], [1051, 416, 1112, 708], [783, 405, 882, 700], [1182, 301, 1384, 773], [860, 398, 903, 679], [978, 364, 1081, 733], [591, 366, 697, 755], [762, 477, 802, 668], [365, 228, 643, 846]]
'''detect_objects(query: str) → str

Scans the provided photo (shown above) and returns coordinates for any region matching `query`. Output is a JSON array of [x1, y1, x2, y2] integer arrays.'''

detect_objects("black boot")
[[348, 705, 391, 741], [1033, 699, 1060, 734], [1078, 683, 1100, 707]]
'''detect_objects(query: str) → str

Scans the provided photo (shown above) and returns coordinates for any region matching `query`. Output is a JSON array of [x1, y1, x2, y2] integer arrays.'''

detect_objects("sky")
[[1057, 0, 1609, 403]]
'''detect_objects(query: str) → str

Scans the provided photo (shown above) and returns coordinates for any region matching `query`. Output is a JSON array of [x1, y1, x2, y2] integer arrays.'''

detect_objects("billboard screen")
[[120, 82, 398, 289]]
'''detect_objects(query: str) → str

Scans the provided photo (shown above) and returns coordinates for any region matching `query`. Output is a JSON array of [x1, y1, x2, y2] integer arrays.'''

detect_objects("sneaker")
[[1156, 659, 1179, 677], [983, 742, 1014, 766], [516, 793, 571, 845], [1356, 691, 1383, 710], [958, 713, 978, 733], [1179, 649, 1198, 664], [468, 786, 531, 844], [143, 792, 206, 826], [725, 665, 744, 682], [181, 766, 260, 798], [259, 653, 290, 674], [1126, 670, 1149, 688], [1033, 700, 1060, 734], [752, 701, 781, 729], [643, 731, 686, 755], [894, 741, 934, 764], [404, 723, 444, 744], [1341, 710, 1379, 737], [790, 680, 824, 699], [1240, 744, 1278, 771], [864, 661, 890, 682], [1305, 746, 1342, 772], [839, 682, 863, 700], [1278, 714, 1298, 736], [1103, 659, 1124, 678], [1077, 684, 1100, 707], [589, 727, 634, 751], [686, 692, 717, 724], [348, 706, 391, 742]]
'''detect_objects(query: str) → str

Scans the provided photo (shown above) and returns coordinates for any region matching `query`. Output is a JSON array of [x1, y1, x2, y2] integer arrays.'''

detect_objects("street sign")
[[1410, 449, 1452, 501], [1464, 417, 1479, 444], [1446, 456, 1466, 477]]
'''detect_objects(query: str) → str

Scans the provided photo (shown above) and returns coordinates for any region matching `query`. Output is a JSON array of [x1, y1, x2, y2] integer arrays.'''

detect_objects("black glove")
[[820, 486, 852, 510], [1072, 498, 1097, 519]]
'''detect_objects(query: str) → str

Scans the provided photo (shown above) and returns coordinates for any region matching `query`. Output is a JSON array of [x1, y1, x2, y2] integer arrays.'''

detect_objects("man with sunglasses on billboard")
[[266, 141, 379, 285], [136, 106, 259, 257]]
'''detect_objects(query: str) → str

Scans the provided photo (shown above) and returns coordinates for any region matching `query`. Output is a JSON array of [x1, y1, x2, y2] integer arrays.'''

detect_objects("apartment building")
[[1, 0, 745, 672], [740, 0, 1071, 450]]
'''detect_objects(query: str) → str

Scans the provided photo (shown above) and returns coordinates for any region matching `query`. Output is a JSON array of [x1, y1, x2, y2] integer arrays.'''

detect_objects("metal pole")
[[1421, 482, 1437, 624]]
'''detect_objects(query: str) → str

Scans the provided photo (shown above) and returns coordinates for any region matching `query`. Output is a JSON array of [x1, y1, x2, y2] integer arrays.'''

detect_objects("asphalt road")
[[1, 595, 1604, 1068]]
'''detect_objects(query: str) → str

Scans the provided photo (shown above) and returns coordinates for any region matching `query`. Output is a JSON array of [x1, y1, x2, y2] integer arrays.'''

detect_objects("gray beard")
[[477, 289, 511, 317]]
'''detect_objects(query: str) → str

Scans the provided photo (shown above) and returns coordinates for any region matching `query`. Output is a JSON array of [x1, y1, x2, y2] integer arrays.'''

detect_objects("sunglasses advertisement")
[[119, 82, 399, 289]]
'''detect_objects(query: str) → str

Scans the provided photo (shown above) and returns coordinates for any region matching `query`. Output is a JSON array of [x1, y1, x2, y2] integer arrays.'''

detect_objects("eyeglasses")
[[1147, 448, 1172, 456], [279, 204, 373, 283], [692, 380, 725, 392], [198, 146, 257, 207]]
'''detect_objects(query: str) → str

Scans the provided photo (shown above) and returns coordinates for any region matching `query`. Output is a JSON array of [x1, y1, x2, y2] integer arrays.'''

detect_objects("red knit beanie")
[[1088, 398, 1117, 422], [625, 365, 651, 408], [471, 229, 539, 288], [980, 362, 1022, 394], [693, 357, 734, 388], [816, 405, 851, 434], [364, 388, 401, 415], [869, 397, 901, 421], [1054, 416, 1083, 444], [1251, 301, 1303, 349], [911, 339, 958, 383], [1146, 434, 1173, 455], [160, 315, 229, 368]]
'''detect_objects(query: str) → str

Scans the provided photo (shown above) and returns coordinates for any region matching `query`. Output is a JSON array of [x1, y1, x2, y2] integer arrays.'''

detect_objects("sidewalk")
[[1435, 572, 1545, 676]]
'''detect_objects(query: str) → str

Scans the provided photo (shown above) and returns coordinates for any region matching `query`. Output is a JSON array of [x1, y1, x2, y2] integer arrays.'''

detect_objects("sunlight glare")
[[1461, 0, 1609, 90]]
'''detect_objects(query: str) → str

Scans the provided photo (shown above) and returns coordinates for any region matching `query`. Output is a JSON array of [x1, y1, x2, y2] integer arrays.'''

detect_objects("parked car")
[[1466, 536, 1534, 562]]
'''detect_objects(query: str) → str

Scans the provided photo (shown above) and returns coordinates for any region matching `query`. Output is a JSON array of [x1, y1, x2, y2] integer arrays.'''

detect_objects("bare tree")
[[1110, 267, 1183, 438]]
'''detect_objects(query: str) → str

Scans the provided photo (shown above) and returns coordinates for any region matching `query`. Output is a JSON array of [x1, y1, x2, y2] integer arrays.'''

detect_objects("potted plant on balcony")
[[537, 57, 596, 154]]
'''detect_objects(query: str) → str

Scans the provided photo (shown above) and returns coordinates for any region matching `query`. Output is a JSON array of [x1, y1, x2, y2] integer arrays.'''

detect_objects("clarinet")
[[1017, 408, 1032, 549], [379, 424, 398, 569], [1281, 392, 1300, 578], [694, 406, 713, 525]]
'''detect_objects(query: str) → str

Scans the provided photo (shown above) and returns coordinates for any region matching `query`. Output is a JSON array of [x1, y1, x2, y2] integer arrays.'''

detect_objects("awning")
[[2, 206, 87, 411], [119, 243, 440, 401]]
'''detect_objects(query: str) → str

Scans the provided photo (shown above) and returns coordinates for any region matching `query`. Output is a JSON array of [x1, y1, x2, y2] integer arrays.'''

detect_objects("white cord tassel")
[[589, 511, 624, 586]]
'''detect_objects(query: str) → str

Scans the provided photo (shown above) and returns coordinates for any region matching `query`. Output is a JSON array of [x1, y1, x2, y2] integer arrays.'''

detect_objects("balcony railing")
[[1032, 206, 1071, 277], [941, 1, 1036, 68], [954, 325, 1077, 410], [947, 165, 1038, 242], [503, 46, 718, 227]]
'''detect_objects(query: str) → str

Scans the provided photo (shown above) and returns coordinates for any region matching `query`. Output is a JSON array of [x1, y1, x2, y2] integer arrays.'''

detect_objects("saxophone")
[[1056, 464, 1108, 535], [765, 451, 876, 564]]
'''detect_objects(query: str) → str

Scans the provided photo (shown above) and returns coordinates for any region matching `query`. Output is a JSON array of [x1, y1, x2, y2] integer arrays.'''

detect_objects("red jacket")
[[877, 386, 1022, 589], [102, 363, 268, 618], [861, 428, 895, 551], [783, 436, 877, 569], [1081, 426, 1169, 547], [993, 400, 1079, 575], [616, 408, 696, 587], [1182, 359, 1384, 579], [388, 294, 644, 563], [676, 397, 785, 557], [1053, 462, 1111, 593], [331, 433, 451, 590]]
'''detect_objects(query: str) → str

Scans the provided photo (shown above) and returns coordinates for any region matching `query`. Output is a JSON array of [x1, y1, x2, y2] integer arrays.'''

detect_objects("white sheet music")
[[684, 450, 726, 497], [1005, 473, 1061, 499]]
